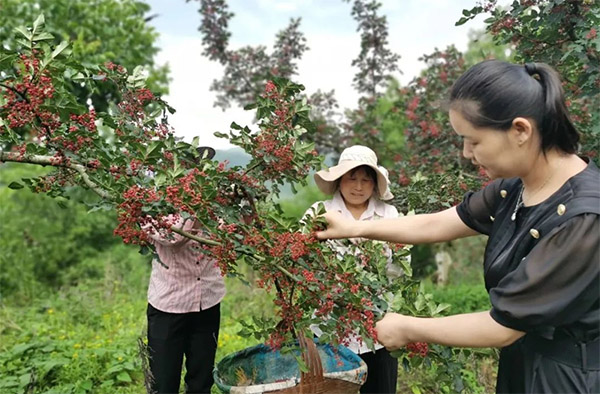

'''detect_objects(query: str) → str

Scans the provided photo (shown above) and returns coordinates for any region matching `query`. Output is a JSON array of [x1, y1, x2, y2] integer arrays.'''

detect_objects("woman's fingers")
[[315, 211, 345, 239], [375, 313, 410, 350]]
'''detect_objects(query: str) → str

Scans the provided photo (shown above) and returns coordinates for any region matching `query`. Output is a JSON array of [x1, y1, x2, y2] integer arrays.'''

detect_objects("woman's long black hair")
[[449, 60, 580, 154]]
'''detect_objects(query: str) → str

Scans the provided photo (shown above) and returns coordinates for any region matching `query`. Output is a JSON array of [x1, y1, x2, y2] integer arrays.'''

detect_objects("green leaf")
[[410, 385, 422, 394], [154, 173, 166, 186], [16, 38, 32, 49], [32, 32, 54, 41], [389, 349, 404, 358], [169, 168, 184, 179], [116, 371, 131, 382], [80, 380, 93, 391], [51, 41, 70, 59], [145, 141, 162, 159], [127, 65, 146, 88], [8, 182, 24, 190], [432, 303, 451, 316], [19, 373, 31, 388], [214, 131, 228, 139], [414, 294, 426, 312], [293, 354, 309, 373], [72, 72, 87, 81], [139, 245, 152, 256], [38, 359, 67, 374], [363, 336, 375, 351], [32, 15, 45, 34], [10, 342, 35, 355], [105, 364, 124, 375], [455, 17, 469, 26], [14, 26, 32, 40]]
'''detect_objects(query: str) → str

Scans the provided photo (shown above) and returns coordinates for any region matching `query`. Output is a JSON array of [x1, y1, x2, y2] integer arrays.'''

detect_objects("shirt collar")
[[331, 191, 386, 220]]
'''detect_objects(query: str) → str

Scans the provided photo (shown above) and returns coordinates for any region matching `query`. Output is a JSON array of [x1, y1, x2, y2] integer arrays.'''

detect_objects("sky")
[[143, 0, 497, 150]]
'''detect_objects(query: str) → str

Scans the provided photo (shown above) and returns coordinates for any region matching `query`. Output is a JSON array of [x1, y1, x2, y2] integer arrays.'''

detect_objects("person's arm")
[[316, 206, 478, 244], [144, 215, 197, 246], [375, 311, 525, 350]]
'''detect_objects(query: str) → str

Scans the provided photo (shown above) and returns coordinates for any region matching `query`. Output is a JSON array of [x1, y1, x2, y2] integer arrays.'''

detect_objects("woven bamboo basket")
[[213, 336, 367, 394]]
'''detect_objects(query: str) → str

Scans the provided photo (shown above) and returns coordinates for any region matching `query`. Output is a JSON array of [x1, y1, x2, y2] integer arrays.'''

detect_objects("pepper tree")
[[0, 16, 446, 356]]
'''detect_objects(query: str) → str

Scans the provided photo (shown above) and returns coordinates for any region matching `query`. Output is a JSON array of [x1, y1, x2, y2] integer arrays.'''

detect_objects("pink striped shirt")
[[146, 216, 226, 313]]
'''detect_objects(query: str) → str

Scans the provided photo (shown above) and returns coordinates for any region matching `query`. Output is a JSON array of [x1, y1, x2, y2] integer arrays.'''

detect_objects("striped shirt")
[[146, 215, 226, 313]]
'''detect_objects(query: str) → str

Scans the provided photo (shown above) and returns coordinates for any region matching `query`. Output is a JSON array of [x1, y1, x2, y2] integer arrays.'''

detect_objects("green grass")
[[0, 246, 273, 394]]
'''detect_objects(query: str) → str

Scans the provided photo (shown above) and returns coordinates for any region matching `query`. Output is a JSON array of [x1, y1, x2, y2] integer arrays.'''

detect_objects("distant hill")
[[212, 147, 337, 199], [214, 147, 336, 168], [214, 147, 251, 167]]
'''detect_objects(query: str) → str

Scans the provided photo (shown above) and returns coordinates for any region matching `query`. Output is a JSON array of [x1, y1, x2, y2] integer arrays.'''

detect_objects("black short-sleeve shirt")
[[457, 160, 599, 341]]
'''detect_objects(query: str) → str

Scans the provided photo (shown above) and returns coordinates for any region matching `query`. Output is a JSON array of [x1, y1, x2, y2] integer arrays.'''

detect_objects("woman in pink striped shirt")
[[145, 147, 225, 394]]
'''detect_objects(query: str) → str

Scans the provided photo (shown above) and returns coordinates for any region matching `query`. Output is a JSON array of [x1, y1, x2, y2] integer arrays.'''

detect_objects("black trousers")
[[146, 303, 220, 394], [359, 347, 398, 394], [496, 335, 600, 393]]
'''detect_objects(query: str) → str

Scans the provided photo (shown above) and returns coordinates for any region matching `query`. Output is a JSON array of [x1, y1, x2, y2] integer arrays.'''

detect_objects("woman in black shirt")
[[316, 60, 599, 393]]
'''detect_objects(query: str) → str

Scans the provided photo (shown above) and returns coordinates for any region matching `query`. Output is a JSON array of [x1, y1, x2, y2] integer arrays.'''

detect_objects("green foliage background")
[[0, 0, 169, 112]]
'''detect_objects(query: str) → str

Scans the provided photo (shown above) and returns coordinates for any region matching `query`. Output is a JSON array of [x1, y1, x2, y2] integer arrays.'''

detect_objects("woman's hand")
[[375, 313, 413, 351], [315, 211, 357, 240]]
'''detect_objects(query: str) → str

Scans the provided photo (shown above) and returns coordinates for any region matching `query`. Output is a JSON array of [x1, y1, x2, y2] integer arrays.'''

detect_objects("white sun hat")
[[377, 165, 394, 201], [314, 145, 394, 200]]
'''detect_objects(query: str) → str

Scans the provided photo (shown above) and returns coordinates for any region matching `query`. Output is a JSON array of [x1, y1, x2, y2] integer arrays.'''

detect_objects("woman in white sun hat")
[[305, 144, 400, 394]]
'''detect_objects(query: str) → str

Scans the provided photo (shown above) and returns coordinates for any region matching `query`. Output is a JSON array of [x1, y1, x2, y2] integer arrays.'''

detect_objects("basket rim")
[[213, 339, 367, 393]]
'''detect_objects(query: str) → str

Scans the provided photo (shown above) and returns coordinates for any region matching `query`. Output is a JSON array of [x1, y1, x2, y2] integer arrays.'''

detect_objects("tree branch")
[[170, 226, 221, 246], [0, 151, 113, 200], [170, 226, 269, 264], [0, 82, 28, 101]]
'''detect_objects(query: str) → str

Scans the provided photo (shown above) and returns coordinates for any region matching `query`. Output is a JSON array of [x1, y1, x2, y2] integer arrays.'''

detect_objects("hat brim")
[[196, 146, 216, 160], [314, 161, 393, 200]]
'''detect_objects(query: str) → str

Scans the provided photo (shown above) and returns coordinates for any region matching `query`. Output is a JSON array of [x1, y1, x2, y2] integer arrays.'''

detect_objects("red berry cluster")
[[491, 16, 518, 34], [405, 342, 429, 358], [519, 0, 537, 7], [266, 331, 286, 350], [50, 133, 93, 154], [301, 269, 316, 282], [128, 159, 143, 176], [242, 228, 266, 248], [118, 88, 155, 123], [251, 81, 313, 179], [87, 159, 101, 170], [114, 185, 162, 244], [109, 165, 122, 180], [2, 55, 56, 134], [48, 152, 69, 166], [334, 302, 376, 347], [263, 80, 277, 99], [70, 110, 97, 133], [218, 223, 237, 234], [32, 171, 70, 193], [269, 231, 315, 261], [104, 61, 126, 74], [204, 240, 237, 276]]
